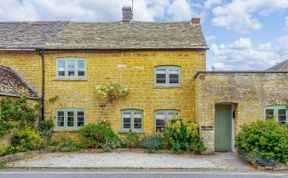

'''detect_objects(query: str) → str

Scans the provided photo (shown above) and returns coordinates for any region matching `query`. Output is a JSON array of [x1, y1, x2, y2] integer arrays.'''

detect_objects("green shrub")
[[78, 121, 120, 150], [101, 140, 121, 152], [11, 129, 44, 152], [0, 144, 7, 156], [38, 119, 54, 143], [140, 134, 162, 153], [0, 95, 40, 131], [236, 120, 288, 166], [163, 120, 206, 153], [122, 130, 140, 148], [50, 133, 82, 152]]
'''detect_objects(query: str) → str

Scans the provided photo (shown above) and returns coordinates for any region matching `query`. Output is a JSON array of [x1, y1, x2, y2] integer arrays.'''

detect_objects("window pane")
[[67, 60, 75, 76], [278, 109, 286, 124], [156, 74, 166, 83], [156, 69, 166, 84], [57, 111, 64, 127], [78, 71, 85, 76], [155, 112, 166, 120], [265, 109, 274, 120], [167, 111, 179, 120], [156, 119, 165, 132], [134, 112, 142, 129], [169, 69, 179, 84], [57, 60, 65, 76], [78, 60, 85, 69], [77, 111, 84, 127], [123, 112, 131, 129], [169, 74, 179, 84], [67, 111, 74, 127], [77, 60, 85, 77]]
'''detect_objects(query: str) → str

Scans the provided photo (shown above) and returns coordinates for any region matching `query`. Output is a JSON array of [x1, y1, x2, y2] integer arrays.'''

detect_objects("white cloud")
[[211, 0, 288, 32], [208, 38, 281, 71], [0, 0, 195, 22], [283, 17, 288, 31], [277, 35, 288, 59], [204, 0, 222, 9], [229, 38, 252, 49], [167, 0, 194, 21], [206, 35, 216, 41]]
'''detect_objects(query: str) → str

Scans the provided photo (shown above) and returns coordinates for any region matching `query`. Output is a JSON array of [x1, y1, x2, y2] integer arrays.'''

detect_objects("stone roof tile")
[[0, 65, 39, 99], [0, 21, 207, 50]]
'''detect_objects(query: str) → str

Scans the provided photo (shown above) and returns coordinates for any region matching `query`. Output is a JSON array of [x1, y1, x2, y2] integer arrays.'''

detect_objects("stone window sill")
[[118, 130, 144, 134], [53, 128, 81, 132], [53, 78, 87, 81], [154, 85, 182, 89]]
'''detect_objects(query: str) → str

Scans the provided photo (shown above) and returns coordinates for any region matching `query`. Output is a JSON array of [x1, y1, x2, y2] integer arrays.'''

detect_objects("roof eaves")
[[0, 93, 40, 100]]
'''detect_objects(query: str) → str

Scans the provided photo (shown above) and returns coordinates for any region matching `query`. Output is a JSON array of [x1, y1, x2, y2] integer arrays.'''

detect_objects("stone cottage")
[[0, 8, 287, 153]]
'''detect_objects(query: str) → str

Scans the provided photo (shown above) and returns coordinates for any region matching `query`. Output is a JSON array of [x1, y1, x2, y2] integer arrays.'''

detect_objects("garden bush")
[[0, 144, 6, 156], [50, 133, 82, 152], [122, 130, 140, 148], [163, 120, 206, 153], [236, 120, 288, 167], [38, 119, 54, 143], [140, 134, 162, 153], [78, 121, 120, 150], [11, 129, 44, 152]]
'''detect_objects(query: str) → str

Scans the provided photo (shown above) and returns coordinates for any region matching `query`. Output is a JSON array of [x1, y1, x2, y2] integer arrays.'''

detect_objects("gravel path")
[[9, 151, 232, 169]]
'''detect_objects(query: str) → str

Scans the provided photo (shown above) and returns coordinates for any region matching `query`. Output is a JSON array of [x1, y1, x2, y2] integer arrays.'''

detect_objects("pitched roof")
[[0, 65, 39, 99], [266, 59, 288, 71], [0, 21, 207, 50]]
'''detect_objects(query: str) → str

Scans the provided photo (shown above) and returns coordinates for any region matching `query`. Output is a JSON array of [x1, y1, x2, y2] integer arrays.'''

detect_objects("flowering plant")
[[96, 82, 129, 104]]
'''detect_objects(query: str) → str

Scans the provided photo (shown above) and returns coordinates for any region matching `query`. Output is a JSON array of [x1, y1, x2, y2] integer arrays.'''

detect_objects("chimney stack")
[[122, 6, 133, 22], [191, 18, 200, 24]]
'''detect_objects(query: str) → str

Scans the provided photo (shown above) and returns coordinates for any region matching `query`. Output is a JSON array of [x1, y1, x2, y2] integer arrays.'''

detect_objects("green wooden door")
[[215, 105, 232, 152]]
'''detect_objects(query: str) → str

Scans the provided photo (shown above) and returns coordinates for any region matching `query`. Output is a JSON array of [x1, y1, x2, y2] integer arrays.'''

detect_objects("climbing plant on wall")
[[95, 81, 129, 106]]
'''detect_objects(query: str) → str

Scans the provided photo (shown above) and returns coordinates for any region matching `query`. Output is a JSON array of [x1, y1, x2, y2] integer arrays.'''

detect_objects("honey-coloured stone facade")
[[0, 50, 206, 135]]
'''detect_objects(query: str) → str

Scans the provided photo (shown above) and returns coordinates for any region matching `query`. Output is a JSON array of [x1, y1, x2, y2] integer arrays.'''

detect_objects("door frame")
[[214, 103, 236, 152]]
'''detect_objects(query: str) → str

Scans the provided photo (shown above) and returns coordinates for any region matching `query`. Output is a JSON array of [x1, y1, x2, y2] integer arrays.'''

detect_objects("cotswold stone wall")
[[0, 51, 42, 93], [44, 50, 205, 134], [0, 50, 205, 135], [195, 72, 288, 153]]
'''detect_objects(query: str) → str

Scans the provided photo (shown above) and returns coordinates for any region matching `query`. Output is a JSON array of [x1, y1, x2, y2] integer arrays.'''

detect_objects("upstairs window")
[[154, 110, 180, 132], [264, 106, 287, 125], [155, 66, 180, 87], [57, 58, 86, 78], [56, 109, 85, 129], [121, 109, 143, 132]]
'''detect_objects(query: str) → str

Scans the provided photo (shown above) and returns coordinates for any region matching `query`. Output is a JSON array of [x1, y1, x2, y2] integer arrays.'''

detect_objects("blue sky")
[[0, 0, 287, 70]]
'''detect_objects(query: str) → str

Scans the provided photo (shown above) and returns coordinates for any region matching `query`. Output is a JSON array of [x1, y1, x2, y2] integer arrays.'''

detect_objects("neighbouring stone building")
[[195, 70, 288, 152], [0, 8, 287, 153]]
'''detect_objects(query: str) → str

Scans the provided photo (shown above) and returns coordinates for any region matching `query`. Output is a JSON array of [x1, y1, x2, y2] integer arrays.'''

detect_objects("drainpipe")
[[38, 49, 45, 121]]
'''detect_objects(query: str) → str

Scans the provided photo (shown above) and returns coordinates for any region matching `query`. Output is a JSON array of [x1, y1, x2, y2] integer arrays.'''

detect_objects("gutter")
[[38, 49, 45, 121]]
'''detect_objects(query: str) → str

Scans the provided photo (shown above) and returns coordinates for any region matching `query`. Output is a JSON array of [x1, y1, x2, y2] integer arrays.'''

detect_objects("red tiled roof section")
[[0, 65, 39, 99]]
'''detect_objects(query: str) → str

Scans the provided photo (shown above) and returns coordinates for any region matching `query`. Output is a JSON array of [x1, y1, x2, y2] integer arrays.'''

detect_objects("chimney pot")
[[191, 18, 200, 24], [122, 6, 133, 22]]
